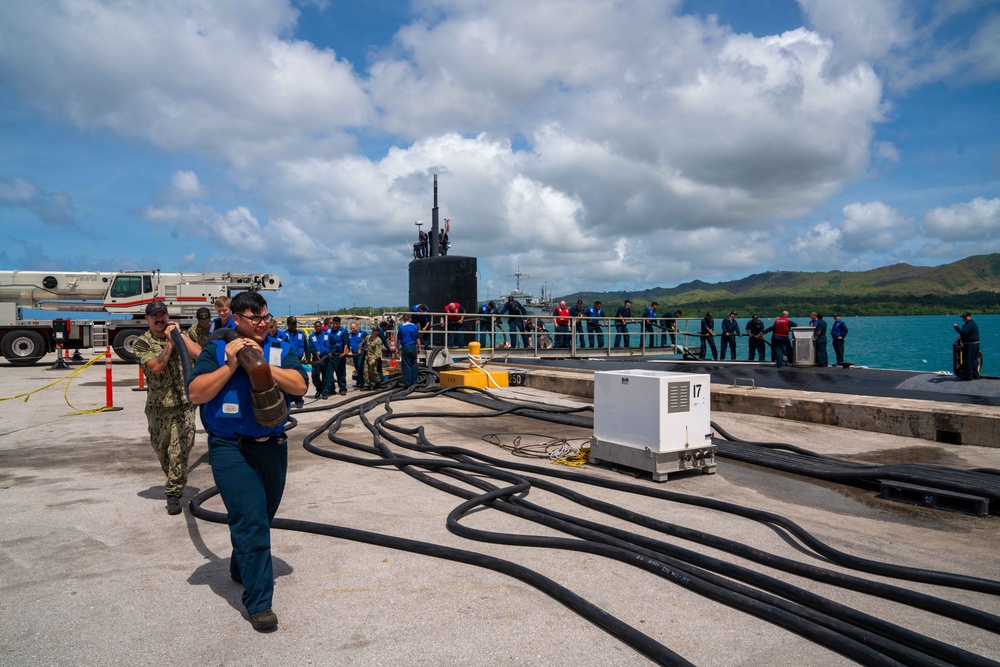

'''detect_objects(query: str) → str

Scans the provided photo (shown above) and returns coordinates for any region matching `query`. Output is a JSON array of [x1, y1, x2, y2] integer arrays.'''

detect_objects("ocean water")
[[600, 314, 997, 375], [781, 314, 997, 375]]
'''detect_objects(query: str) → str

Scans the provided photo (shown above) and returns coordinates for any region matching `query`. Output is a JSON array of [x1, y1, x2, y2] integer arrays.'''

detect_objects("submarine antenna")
[[430, 174, 439, 257]]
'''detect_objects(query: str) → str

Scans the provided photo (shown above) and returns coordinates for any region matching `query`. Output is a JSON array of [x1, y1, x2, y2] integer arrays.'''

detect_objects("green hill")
[[562, 254, 1000, 316]]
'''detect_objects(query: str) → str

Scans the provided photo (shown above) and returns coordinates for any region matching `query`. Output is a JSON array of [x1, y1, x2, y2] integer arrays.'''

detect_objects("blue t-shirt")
[[399, 322, 420, 346]]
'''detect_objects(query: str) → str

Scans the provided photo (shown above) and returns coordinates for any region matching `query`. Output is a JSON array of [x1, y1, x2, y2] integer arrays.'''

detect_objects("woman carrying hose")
[[133, 300, 203, 516], [188, 291, 307, 633]]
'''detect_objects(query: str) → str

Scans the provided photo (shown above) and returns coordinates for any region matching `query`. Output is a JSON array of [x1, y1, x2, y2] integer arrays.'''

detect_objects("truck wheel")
[[112, 328, 144, 363], [2, 330, 47, 366]]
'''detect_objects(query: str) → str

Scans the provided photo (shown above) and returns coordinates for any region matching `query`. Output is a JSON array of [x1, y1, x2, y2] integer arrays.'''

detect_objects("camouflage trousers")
[[145, 404, 196, 497], [364, 355, 380, 387]]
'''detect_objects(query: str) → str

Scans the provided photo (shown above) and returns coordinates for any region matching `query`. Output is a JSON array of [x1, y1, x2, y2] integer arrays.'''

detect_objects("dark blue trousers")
[[587, 322, 604, 348], [208, 434, 287, 615], [401, 343, 419, 386], [613, 324, 629, 348], [555, 324, 571, 348], [311, 357, 328, 395], [814, 336, 829, 366], [323, 355, 347, 393], [772, 335, 791, 367], [833, 338, 845, 365]]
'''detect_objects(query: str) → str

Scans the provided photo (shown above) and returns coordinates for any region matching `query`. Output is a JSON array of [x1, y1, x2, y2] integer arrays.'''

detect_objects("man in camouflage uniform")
[[185, 307, 212, 348], [363, 320, 383, 389], [133, 301, 203, 515]]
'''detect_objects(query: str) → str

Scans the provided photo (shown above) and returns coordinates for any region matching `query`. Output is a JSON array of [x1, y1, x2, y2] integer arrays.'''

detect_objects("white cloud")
[[0, 176, 76, 227], [798, 0, 913, 75], [923, 197, 1000, 241], [144, 204, 267, 253], [0, 0, 371, 165], [790, 221, 843, 258], [874, 141, 900, 163], [12, 0, 994, 307], [169, 171, 207, 199], [369, 5, 885, 236], [800, 0, 1000, 90], [838, 201, 912, 251]]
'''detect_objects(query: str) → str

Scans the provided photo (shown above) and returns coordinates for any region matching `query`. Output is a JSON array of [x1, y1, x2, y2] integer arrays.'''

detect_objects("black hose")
[[318, 388, 1000, 665], [188, 485, 693, 667], [446, 386, 1000, 595], [190, 379, 1000, 666], [170, 327, 192, 401], [711, 421, 1000, 509], [344, 399, 997, 664]]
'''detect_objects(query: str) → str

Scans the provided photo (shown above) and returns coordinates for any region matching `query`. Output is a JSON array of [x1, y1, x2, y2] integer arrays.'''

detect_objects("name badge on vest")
[[268, 344, 282, 366]]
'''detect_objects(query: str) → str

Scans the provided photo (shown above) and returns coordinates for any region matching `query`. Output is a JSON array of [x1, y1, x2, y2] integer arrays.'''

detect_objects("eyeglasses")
[[235, 312, 273, 325]]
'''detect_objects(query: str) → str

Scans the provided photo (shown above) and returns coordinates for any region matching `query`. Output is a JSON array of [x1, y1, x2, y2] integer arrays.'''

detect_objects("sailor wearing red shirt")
[[444, 301, 466, 347], [763, 311, 794, 367], [552, 300, 571, 349]]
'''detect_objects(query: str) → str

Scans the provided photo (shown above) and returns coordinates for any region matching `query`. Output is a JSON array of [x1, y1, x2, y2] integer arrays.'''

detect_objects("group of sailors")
[[405, 297, 851, 367], [258, 312, 391, 404], [412, 229, 450, 258]]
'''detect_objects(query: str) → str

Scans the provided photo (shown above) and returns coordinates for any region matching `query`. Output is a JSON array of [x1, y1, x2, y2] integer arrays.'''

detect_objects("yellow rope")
[[552, 447, 590, 467], [0, 352, 116, 416]]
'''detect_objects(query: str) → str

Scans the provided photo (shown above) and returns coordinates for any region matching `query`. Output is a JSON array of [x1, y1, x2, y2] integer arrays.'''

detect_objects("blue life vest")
[[209, 315, 236, 334], [281, 329, 307, 357], [203, 338, 293, 439]]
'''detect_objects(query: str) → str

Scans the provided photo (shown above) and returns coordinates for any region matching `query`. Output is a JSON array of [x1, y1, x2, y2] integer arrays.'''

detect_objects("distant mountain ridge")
[[562, 254, 1000, 316]]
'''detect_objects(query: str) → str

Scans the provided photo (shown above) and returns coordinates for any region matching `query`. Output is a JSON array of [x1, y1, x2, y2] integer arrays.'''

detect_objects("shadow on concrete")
[[186, 555, 294, 615]]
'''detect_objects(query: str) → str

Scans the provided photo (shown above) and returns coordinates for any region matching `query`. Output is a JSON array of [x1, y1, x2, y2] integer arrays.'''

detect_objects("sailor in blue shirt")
[[412, 304, 431, 345], [498, 296, 528, 348], [398, 313, 421, 386], [720, 312, 741, 360], [585, 301, 605, 349], [209, 296, 237, 334], [478, 301, 498, 347], [307, 320, 328, 398], [699, 312, 718, 360], [812, 313, 829, 367], [954, 312, 981, 380], [348, 321, 367, 387], [327, 316, 349, 395], [279, 317, 307, 358], [642, 302, 658, 348], [279, 316, 308, 407], [569, 299, 587, 349], [830, 314, 848, 365], [187, 291, 306, 633], [613, 300, 632, 349]]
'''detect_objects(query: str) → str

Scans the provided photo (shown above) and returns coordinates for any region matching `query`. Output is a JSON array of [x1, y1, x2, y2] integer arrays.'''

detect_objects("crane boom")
[[0, 269, 282, 366]]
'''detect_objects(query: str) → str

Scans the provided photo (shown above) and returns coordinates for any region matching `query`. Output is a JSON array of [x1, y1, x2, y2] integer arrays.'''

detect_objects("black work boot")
[[250, 609, 278, 632], [166, 496, 182, 515]]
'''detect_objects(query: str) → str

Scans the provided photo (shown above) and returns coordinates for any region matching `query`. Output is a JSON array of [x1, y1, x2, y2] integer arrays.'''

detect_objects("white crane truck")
[[0, 270, 281, 366]]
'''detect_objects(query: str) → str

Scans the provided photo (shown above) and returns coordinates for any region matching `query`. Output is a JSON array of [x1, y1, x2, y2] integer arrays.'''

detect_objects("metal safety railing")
[[386, 311, 710, 361]]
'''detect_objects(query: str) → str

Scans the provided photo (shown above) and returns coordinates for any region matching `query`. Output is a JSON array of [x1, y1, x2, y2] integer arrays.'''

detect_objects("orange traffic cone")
[[133, 365, 147, 392]]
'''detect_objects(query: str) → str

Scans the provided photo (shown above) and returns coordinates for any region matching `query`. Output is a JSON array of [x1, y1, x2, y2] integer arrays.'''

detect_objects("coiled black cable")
[[324, 387, 999, 664], [190, 376, 1000, 666]]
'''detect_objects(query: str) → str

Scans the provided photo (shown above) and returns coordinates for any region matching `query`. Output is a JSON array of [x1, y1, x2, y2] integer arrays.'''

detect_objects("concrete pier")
[[2, 354, 999, 665], [512, 364, 1000, 448]]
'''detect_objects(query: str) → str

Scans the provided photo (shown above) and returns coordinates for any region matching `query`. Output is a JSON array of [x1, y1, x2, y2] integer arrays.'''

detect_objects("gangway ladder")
[[92, 322, 109, 351]]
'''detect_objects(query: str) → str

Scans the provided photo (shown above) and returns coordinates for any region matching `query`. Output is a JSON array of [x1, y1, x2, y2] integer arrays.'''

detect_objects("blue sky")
[[1, 0, 998, 316]]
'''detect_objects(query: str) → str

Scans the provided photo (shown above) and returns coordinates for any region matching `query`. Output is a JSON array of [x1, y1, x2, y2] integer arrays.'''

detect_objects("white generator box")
[[593, 369, 711, 453]]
